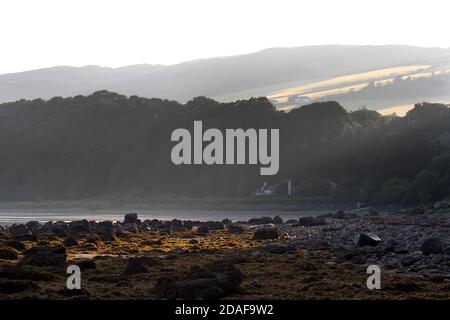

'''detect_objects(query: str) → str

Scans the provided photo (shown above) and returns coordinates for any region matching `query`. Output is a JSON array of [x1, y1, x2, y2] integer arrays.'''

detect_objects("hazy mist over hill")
[[1, 45, 449, 105]]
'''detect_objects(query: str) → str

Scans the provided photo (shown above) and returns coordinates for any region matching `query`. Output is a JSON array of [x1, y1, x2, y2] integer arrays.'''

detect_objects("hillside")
[[0, 91, 449, 205], [0, 45, 448, 104]]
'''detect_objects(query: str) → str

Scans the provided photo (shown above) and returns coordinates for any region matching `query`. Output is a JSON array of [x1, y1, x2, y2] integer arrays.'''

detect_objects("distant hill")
[[0, 45, 449, 103]]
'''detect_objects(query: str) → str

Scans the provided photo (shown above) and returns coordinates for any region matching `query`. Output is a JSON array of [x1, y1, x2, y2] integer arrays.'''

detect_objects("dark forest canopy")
[[0, 90, 449, 205]]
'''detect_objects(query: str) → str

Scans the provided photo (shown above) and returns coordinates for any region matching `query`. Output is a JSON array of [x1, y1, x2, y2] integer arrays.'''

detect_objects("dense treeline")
[[0, 90, 449, 205]]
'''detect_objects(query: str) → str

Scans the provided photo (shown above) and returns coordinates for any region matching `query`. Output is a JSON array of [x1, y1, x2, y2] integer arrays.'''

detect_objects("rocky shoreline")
[[0, 208, 449, 299]]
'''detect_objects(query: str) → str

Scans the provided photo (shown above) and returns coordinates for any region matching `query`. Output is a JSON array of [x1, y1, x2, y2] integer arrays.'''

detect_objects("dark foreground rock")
[[421, 237, 443, 255], [0, 247, 19, 260], [124, 213, 138, 224], [123, 256, 163, 275], [0, 279, 40, 294], [154, 262, 242, 300], [18, 245, 66, 267], [356, 232, 382, 247], [252, 227, 281, 240], [298, 217, 326, 226]]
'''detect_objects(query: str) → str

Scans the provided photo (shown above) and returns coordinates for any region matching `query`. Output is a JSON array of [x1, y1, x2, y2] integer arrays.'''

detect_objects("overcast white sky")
[[0, 0, 449, 74]]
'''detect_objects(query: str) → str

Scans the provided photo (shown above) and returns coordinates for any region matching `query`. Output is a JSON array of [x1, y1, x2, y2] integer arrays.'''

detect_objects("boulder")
[[8, 224, 31, 237], [97, 226, 116, 242], [205, 221, 225, 230], [272, 215, 283, 224], [13, 234, 38, 242], [252, 227, 281, 240], [356, 232, 382, 247], [421, 237, 443, 255], [4, 240, 26, 251], [68, 220, 90, 235], [50, 224, 67, 237], [0, 247, 19, 260], [400, 256, 417, 267], [298, 217, 326, 226], [0, 232, 12, 240], [333, 210, 346, 219], [196, 226, 210, 235], [18, 245, 66, 267], [0, 279, 40, 294], [263, 244, 288, 254], [154, 262, 242, 300], [63, 236, 79, 247], [123, 256, 163, 275], [248, 217, 273, 225], [124, 213, 138, 224]]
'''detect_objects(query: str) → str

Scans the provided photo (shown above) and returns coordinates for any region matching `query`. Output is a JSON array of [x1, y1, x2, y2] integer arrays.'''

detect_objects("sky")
[[0, 0, 449, 74]]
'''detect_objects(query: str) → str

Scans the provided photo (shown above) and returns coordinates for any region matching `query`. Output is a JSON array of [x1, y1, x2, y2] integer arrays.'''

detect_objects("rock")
[[68, 220, 90, 234], [382, 239, 398, 253], [298, 217, 326, 226], [285, 219, 298, 224], [0, 266, 54, 282], [252, 227, 281, 240], [0, 232, 12, 240], [222, 218, 232, 226], [228, 225, 244, 234], [168, 219, 185, 231], [0, 247, 19, 260], [19, 245, 66, 267], [400, 256, 417, 267], [98, 228, 116, 242], [196, 226, 210, 235], [63, 236, 79, 247], [356, 232, 382, 247], [431, 254, 445, 264], [77, 260, 97, 271], [8, 224, 31, 237], [263, 244, 287, 254], [183, 220, 194, 230], [50, 224, 67, 237], [248, 217, 273, 225], [421, 237, 443, 255], [0, 279, 40, 294], [123, 256, 163, 275], [154, 262, 242, 300], [205, 221, 225, 230], [13, 234, 38, 242], [272, 215, 283, 224], [124, 213, 138, 224], [123, 223, 139, 234], [4, 240, 26, 251], [333, 210, 346, 219]]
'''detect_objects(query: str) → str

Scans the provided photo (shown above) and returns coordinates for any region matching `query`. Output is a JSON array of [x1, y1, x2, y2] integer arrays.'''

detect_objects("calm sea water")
[[0, 209, 323, 225]]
